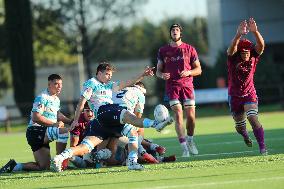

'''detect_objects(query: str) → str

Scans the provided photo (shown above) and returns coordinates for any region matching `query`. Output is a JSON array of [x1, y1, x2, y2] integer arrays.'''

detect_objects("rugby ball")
[[154, 104, 169, 122]]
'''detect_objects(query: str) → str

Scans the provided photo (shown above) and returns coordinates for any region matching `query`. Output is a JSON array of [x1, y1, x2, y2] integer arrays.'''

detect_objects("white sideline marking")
[[143, 176, 284, 189], [157, 137, 283, 147], [188, 150, 255, 158]]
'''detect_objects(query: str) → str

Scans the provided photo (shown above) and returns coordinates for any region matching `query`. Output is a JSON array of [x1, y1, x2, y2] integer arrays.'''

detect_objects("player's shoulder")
[[181, 42, 196, 50], [159, 44, 171, 51], [84, 77, 98, 86], [37, 89, 50, 100]]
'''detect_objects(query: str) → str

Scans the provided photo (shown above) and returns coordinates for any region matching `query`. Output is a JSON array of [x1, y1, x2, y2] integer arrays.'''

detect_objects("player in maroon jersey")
[[156, 24, 202, 157], [70, 103, 94, 147], [227, 18, 267, 155]]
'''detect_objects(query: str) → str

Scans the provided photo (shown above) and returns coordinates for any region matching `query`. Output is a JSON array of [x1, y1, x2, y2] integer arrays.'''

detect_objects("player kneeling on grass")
[[0, 74, 71, 174], [51, 104, 173, 172]]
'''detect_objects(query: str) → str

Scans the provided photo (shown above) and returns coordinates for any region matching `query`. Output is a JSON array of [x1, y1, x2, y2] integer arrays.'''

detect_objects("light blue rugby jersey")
[[28, 89, 60, 127], [81, 77, 120, 116], [112, 86, 145, 114]]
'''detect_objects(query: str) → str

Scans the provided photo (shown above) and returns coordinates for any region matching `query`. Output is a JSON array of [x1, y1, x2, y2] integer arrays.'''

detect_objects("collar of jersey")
[[134, 85, 146, 94]]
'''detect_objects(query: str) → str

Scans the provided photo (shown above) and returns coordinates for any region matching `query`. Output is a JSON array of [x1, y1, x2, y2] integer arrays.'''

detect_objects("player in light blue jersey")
[[52, 63, 173, 172], [0, 74, 72, 174], [113, 82, 165, 164]]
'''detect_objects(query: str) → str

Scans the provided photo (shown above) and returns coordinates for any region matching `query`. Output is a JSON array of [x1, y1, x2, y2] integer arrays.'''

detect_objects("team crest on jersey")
[[33, 102, 43, 110], [83, 87, 93, 97]]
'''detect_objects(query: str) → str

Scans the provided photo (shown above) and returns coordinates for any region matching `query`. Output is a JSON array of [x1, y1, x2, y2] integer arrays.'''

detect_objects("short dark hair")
[[48, 74, 62, 81], [96, 62, 116, 75], [170, 23, 183, 33], [135, 81, 145, 89]]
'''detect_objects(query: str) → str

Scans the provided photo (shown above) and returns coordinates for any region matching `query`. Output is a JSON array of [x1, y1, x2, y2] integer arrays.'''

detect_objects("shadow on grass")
[[152, 128, 284, 163]]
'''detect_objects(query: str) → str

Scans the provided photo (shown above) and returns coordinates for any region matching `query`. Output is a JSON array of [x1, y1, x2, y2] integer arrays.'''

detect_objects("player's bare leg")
[[184, 106, 198, 155], [171, 104, 189, 157], [244, 104, 267, 154], [51, 136, 103, 172], [233, 113, 252, 147], [122, 110, 172, 132]]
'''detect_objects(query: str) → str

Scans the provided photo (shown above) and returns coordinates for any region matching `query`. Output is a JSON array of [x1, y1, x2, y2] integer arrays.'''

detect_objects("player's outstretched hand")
[[237, 20, 248, 36], [248, 18, 258, 33], [143, 66, 155, 77]]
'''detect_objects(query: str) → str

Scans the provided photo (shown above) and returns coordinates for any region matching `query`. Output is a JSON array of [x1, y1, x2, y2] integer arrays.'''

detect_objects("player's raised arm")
[[248, 18, 265, 55], [114, 66, 155, 91], [227, 20, 248, 56]]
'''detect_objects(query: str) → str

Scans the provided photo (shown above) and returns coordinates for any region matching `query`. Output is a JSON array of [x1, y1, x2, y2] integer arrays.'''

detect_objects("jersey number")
[[116, 90, 127, 98]]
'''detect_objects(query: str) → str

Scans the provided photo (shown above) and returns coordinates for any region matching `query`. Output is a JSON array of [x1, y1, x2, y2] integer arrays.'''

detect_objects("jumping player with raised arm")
[[227, 18, 267, 155]]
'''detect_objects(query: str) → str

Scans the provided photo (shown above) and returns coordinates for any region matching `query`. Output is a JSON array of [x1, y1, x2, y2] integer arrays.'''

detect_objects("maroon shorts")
[[166, 85, 195, 102], [228, 94, 258, 115]]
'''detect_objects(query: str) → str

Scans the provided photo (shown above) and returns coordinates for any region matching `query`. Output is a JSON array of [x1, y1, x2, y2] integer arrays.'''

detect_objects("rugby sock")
[[236, 126, 249, 139], [138, 145, 147, 156], [70, 156, 86, 168], [142, 118, 155, 128], [150, 143, 158, 151], [179, 137, 189, 151], [235, 120, 249, 139], [13, 163, 23, 171], [128, 150, 138, 163], [60, 149, 73, 160], [186, 135, 193, 142], [253, 126, 266, 149], [115, 146, 124, 161]]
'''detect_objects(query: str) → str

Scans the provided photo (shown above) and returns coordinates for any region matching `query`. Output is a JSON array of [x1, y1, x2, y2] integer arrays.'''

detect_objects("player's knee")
[[38, 161, 50, 170], [183, 99, 195, 109], [170, 100, 182, 110], [81, 139, 95, 153], [121, 124, 136, 136], [246, 108, 258, 118], [58, 130, 69, 143], [120, 109, 135, 124], [121, 124, 138, 144]]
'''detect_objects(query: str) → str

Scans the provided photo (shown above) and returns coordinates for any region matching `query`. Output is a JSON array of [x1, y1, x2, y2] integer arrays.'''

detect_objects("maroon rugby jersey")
[[157, 42, 198, 88], [70, 113, 89, 144], [227, 49, 260, 97]]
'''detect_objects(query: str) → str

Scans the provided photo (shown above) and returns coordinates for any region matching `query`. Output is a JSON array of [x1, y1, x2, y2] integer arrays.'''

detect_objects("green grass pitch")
[[0, 111, 284, 189]]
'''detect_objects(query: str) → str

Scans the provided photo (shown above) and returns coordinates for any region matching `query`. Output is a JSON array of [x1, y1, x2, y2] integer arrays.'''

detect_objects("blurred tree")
[[4, 0, 35, 117], [0, 0, 11, 98], [33, 0, 147, 78], [32, 4, 77, 67]]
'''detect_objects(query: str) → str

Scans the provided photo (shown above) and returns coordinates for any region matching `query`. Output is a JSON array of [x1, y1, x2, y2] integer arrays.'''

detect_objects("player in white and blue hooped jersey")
[[112, 83, 146, 114], [52, 63, 173, 172]]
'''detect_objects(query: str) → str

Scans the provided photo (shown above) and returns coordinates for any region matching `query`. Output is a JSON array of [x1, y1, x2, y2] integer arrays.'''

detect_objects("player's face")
[[97, 70, 113, 83], [83, 109, 94, 121], [170, 27, 181, 42], [48, 79, 62, 95], [240, 50, 250, 61]]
